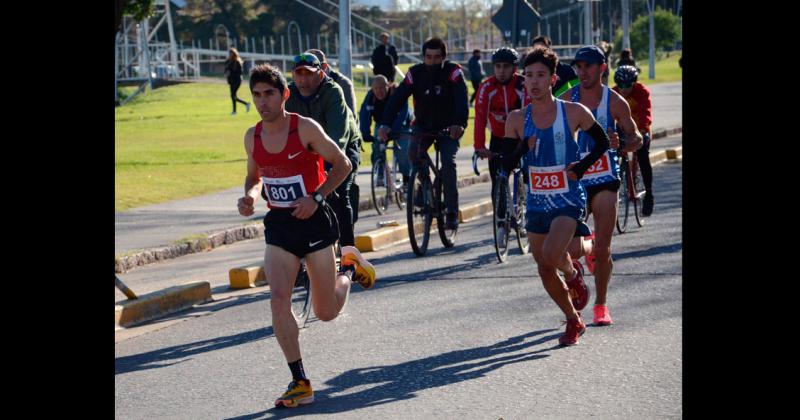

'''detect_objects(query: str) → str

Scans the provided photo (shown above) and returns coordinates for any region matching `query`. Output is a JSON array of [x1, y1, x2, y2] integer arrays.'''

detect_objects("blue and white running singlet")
[[571, 85, 620, 186], [523, 100, 586, 213]]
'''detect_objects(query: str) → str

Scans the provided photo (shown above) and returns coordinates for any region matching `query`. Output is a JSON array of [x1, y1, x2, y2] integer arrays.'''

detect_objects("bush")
[[613, 7, 680, 61]]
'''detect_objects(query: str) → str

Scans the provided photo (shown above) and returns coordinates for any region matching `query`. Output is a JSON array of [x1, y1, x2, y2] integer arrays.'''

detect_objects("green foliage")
[[614, 7, 680, 60]]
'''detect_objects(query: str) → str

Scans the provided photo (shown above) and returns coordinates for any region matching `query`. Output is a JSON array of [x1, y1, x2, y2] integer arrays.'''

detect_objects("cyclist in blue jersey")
[[502, 47, 610, 346], [559, 45, 643, 327]]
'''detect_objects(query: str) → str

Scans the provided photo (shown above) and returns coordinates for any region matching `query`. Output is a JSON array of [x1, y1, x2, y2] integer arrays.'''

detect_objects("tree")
[[614, 6, 679, 59], [116, 0, 155, 37]]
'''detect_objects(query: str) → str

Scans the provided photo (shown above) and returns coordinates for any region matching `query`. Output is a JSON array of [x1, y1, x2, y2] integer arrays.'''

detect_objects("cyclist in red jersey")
[[473, 46, 526, 239], [613, 65, 654, 216], [236, 64, 376, 409]]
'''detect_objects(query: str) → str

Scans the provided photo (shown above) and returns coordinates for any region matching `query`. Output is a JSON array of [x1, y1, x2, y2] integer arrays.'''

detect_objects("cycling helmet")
[[614, 65, 639, 85], [491, 47, 519, 65]]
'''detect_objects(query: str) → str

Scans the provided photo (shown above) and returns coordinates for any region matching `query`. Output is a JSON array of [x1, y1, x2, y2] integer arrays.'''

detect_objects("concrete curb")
[[652, 125, 682, 140], [115, 281, 212, 329], [229, 265, 267, 289], [354, 198, 494, 252]]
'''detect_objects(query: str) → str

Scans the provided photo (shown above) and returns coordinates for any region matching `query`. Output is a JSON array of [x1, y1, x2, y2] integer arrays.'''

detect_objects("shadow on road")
[[226, 328, 562, 419], [115, 326, 274, 375]]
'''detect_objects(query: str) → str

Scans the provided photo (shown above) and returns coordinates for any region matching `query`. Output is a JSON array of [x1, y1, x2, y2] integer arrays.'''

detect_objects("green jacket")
[[285, 76, 361, 151]]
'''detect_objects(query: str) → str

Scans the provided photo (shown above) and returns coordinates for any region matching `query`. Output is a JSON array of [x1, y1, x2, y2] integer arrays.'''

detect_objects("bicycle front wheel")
[[514, 172, 530, 254], [371, 159, 390, 214], [393, 156, 406, 210], [492, 177, 511, 262], [632, 160, 645, 227], [407, 167, 432, 256], [292, 263, 312, 328], [436, 176, 458, 248], [616, 160, 630, 234]]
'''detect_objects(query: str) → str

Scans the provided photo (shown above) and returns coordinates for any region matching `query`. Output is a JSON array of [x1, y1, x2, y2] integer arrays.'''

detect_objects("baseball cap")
[[292, 53, 321, 72], [573, 45, 606, 65]]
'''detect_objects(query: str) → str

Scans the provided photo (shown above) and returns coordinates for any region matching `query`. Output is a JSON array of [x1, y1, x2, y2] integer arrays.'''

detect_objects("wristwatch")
[[311, 191, 324, 205]]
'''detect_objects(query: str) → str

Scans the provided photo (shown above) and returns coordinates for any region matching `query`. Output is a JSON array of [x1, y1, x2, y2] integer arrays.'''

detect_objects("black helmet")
[[614, 65, 639, 85], [491, 47, 519, 65]]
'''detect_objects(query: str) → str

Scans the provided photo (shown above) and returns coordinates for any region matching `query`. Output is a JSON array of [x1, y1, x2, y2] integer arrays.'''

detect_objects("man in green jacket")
[[285, 53, 362, 247]]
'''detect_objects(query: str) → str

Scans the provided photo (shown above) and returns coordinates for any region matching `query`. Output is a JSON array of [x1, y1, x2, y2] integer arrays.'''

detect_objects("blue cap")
[[573, 45, 606, 65]]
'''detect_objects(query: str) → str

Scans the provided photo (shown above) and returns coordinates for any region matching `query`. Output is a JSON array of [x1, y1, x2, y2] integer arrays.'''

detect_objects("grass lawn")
[[115, 52, 679, 211]]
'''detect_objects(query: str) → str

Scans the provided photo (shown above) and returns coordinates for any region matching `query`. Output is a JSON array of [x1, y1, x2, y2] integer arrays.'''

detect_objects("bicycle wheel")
[[393, 155, 406, 210], [492, 176, 511, 262], [616, 157, 630, 234], [632, 160, 645, 227], [436, 176, 458, 248], [292, 262, 312, 328], [371, 159, 390, 214], [514, 172, 530, 254], [407, 167, 432, 256]]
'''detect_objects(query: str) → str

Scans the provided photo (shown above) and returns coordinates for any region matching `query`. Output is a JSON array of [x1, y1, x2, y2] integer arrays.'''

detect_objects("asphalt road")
[[115, 158, 682, 419]]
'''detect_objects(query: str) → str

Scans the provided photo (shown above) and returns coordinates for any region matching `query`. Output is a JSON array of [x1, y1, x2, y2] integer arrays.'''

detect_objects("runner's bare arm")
[[298, 117, 352, 198], [565, 102, 610, 180], [609, 89, 643, 152], [238, 127, 261, 217]]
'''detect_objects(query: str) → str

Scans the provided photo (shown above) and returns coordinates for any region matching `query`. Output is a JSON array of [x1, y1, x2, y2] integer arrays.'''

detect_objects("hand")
[[566, 162, 579, 181], [290, 196, 319, 220], [449, 125, 465, 140], [625, 133, 643, 152], [238, 196, 255, 217], [608, 128, 620, 150], [527, 133, 538, 152], [378, 125, 391, 143], [475, 148, 492, 159]]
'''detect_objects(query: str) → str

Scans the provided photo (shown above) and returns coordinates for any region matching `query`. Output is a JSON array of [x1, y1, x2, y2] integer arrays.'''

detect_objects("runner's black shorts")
[[586, 178, 621, 209], [263, 202, 339, 258]]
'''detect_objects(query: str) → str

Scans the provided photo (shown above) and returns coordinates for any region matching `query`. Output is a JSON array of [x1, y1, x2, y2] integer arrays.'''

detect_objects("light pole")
[[646, 0, 655, 79]]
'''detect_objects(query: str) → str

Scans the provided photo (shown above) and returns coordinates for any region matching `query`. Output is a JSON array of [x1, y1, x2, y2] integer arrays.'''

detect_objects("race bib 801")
[[261, 175, 307, 208], [579, 151, 612, 180], [529, 165, 569, 195]]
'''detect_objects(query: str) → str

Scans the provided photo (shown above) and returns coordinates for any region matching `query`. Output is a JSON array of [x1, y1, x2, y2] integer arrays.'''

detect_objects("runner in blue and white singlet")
[[571, 85, 619, 187], [522, 100, 586, 214]]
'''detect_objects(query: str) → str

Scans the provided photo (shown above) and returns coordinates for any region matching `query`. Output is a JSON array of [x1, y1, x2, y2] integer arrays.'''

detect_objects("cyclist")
[[559, 45, 643, 327], [613, 65, 654, 216], [378, 37, 469, 230], [359, 75, 412, 188], [502, 47, 610, 346], [473, 46, 526, 240]]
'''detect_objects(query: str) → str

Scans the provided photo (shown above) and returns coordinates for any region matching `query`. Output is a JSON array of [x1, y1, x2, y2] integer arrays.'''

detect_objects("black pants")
[[228, 78, 248, 112], [469, 79, 482, 104], [488, 136, 521, 220], [635, 132, 653, 198], [408, 130, 459, 215], [324, 142, 361, 247]]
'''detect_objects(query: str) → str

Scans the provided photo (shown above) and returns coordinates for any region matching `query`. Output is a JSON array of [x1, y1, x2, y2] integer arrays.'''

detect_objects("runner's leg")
[[304, 245, 352, 321], [264, 245, 303, 362], [589, 190, 618, 305]]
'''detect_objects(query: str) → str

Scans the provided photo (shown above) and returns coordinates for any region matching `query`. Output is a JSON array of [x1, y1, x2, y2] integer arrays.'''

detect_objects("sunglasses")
[[616, 82, 632, 89], [293, 54, 319, 65]]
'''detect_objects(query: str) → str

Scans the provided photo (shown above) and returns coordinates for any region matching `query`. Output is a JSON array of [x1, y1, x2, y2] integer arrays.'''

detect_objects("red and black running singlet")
[[252, 113, 326, 210]]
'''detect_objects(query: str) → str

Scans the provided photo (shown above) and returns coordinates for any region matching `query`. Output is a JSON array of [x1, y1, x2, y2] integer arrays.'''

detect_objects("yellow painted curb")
[[459, 199, 494, 223], [355, 225, 412, 252], [229, 265, 267, 289], [355, 198, 495, 252], [115, 305, 123, 330], [115, 281, 212, 328], [666, 146, 682, 160]]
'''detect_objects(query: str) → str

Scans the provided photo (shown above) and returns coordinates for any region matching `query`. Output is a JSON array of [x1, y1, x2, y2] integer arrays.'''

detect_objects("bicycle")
[[473, 152, 529, 263], [370, 136, 407, 214], [615, 137, 646, 234], [406, 128, 459, 256]]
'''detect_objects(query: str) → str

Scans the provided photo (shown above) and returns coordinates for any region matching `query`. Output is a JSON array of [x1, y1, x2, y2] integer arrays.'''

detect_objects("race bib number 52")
[[529, 165, 569, 195], [579, 151, 612, 180], [262, 175, 307, 208]]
